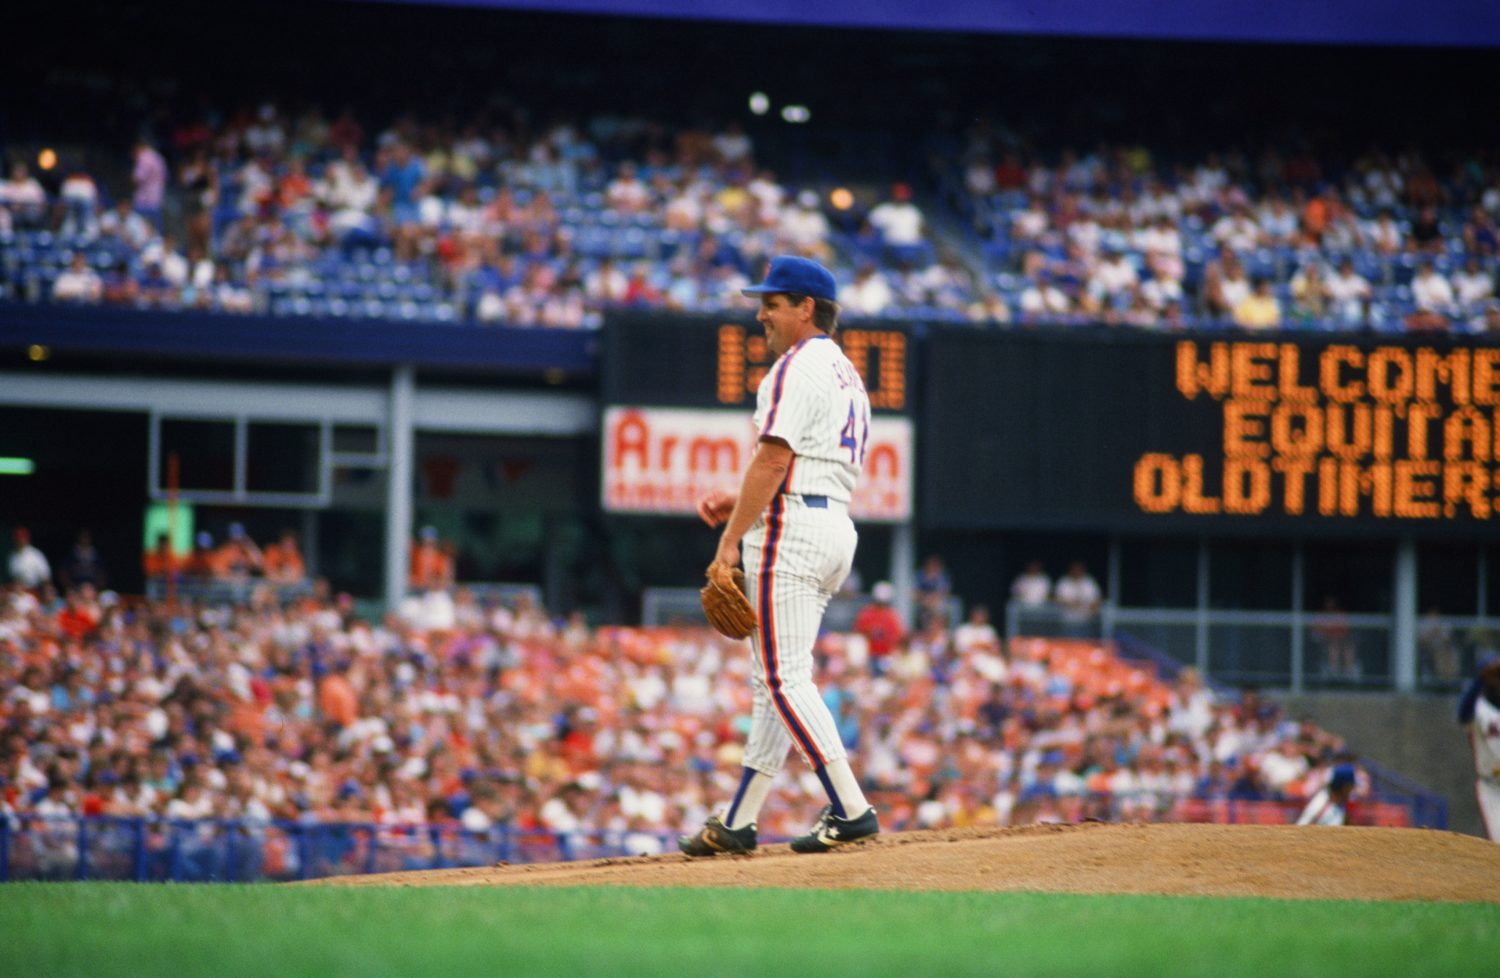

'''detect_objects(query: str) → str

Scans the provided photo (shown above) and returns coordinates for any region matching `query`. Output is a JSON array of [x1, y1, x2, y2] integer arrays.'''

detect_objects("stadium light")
[[781, 105, 811, 124], [37, 148, 57, 171], [748, 92, 770, 116], [830, 187, 854, 210], [0, 458, 35, 476]]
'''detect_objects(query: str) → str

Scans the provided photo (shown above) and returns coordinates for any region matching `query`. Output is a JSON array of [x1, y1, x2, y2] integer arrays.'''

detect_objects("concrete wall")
[[1273, 692, 1483, 838]]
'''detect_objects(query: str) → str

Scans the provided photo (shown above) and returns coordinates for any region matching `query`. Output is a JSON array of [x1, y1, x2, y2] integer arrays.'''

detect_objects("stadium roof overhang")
[[357, 0, 1500, 48]]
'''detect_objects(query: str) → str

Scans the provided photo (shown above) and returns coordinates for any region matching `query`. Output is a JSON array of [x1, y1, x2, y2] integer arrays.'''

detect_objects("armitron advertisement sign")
[[602, 406, 913, 522]]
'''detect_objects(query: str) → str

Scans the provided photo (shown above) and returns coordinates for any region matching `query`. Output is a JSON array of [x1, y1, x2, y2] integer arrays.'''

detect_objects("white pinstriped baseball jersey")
[[739, 332, 869, 774], [753, 334, 870, 503]]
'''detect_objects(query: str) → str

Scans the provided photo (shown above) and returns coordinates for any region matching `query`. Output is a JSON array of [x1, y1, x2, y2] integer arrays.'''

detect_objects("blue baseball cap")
[[1329, 764, 1357, 790], [742, 255, 838, 303]]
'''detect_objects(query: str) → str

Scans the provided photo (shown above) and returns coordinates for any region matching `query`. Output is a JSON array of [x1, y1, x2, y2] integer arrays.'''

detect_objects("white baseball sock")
[[820, 759, 870, 817], [724, 767, 775, 830]]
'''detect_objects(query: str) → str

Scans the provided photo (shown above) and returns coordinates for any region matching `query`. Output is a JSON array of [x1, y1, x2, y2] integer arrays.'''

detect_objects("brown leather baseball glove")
[[701, 561, 757, 639]]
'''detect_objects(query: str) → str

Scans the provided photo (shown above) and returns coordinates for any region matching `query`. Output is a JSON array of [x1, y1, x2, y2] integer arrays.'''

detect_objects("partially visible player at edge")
[[680, 255, 879, 855], [1458, 656, 1500, 842]]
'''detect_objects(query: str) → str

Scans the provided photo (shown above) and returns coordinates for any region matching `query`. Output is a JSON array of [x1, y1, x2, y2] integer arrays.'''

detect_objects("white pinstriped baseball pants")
[[739, 493, 858, 775], [1479, 777, 1500, 841]]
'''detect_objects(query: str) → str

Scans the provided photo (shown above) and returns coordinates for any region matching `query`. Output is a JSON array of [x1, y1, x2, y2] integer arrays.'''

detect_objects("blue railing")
[[0, 815, 676, 883]]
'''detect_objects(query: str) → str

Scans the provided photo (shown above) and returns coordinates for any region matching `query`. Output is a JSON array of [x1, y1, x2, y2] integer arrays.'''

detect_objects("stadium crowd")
[[4, 97, 1498, 333], [954, 134, 1500, 332], [0, 104, 953, 327], [2, 531, 1370, 871]]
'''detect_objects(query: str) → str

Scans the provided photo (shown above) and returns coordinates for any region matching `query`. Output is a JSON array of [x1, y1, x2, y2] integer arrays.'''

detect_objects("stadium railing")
[[1, 785, 1441, 883], [0, 814, 680, 883], [1011, 601, 1485, 695]]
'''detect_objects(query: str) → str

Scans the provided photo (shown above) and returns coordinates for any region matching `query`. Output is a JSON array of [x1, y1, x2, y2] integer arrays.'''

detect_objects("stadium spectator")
[[951, 605, 1003, 665], [58, 530, 107, 591], [915, 555, 953, 628], [1233, 278, 1282, 330], [842, 263, 895, 316], [1288, 261, 1329, 322], [852, 581, 906, 677], [51, 253, 103, 304], [1, 161, 48, 229], [1412, 260, 1457, 316], [7, 528, 51, 589], [410, 525, 454, 591], [1052, 561, 1102, 636], [1365, 210, 1404, 255], [131, 138, 169, 230], [143, 533, 181, 586], [1011, 561, 1052, 608], [1474, 301, 1500, 335], [1019, 270, 1071, 322], [262, 530, 307, 584], [210, 524, 263, 580], [99, 198, 155, 252], [1417, 607, 1460, 683], [184, 531, 217, 579], [57, 167, 101, 240], [1312, 596, 1358, 681], [868, 183, 925, 250], [1202, 249, 1250, 320], [1324, 257, 1372, 325], [1452, 256, 1494, 314]]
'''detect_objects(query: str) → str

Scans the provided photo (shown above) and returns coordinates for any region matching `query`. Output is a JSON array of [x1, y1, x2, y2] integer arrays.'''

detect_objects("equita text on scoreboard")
[[1134, 341, 1500, 520]]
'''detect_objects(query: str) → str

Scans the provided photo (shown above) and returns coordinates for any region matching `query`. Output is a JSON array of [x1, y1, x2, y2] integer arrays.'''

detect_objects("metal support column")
[[1393, 537, 1418, 692], [891, 523, 916, 629], [1289, 542, 1305, 694], [1195, 538, 1210, 674], [383, 366, 415, 612]]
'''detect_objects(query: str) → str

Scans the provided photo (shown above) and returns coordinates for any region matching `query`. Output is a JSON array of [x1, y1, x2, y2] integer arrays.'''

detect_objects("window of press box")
[[1302, 540, 1393, 615], [1117, 536, 1197, 609], [246, 423, 321, 495], [1416, 541, 1480, 618], [158, 418, 235, 492], [1209, 539, 1296, 611]]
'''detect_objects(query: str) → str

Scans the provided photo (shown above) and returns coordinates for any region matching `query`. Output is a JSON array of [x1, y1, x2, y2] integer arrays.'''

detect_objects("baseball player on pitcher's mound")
[[682, 255, 880, 856]]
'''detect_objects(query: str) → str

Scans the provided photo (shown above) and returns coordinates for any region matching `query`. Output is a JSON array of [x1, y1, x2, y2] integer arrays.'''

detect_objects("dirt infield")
[[315, 823, 1500, 902]]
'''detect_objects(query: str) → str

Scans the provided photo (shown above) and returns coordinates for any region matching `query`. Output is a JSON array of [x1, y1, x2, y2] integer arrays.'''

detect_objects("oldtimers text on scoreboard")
[[1136, 342, 1500, 520]]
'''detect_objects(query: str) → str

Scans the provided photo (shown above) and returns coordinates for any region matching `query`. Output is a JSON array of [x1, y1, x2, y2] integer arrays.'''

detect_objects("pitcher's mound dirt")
[[315, 823, 1500, 902]]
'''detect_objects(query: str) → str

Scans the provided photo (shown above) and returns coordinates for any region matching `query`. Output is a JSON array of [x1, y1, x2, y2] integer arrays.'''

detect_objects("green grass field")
[[3, 883, 1497, 978]]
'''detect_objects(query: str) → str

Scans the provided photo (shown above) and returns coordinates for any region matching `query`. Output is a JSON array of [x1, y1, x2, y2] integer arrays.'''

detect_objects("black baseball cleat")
[[678, 815, 758, 857], [790, 805, 880, 853]]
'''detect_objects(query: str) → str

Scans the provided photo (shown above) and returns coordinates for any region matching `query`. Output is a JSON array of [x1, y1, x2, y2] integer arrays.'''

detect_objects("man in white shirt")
[[1, 161, 48, 228], [1211, 205, 1262, 253], [868, 183, 924, 247], [1011, 561, 1051, 607], [605, 162, 650, 214], [1020, 271, 1071, 321], [1452, 257, 1494, 312], [1412, 261, 1456, 315], [1053, 561, 1102, 636], [8, 527, 51, 588], [51, 253, 103, 303], [843, 264, 893, 316], [1325, 257, 1372, 324], [1086, 246, 1138, 310]]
